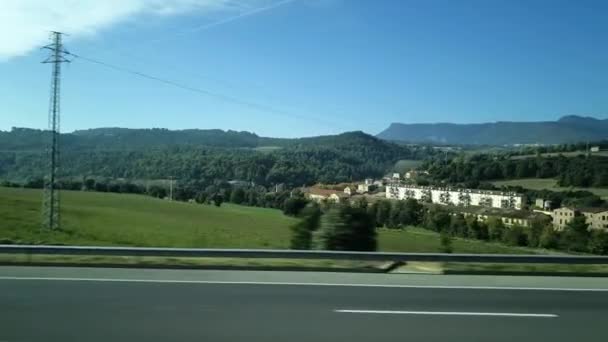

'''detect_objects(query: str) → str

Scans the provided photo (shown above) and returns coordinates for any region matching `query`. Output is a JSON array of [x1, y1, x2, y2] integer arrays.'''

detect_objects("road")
[[1, 267, 608, 342]]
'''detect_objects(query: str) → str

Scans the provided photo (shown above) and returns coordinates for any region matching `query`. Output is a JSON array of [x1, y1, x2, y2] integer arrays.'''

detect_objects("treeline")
[[2, 177, 305, 212], [424, 154, 608, 187], [0, 132, 434, 187]]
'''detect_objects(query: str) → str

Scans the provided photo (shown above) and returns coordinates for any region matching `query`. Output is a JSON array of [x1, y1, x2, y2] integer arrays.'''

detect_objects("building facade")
[[386, 185, 524, 210], [551, 207, 608, 231]]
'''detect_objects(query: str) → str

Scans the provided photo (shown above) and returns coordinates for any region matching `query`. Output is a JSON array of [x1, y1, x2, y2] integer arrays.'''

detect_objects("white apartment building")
[[386, 185, 524, 210]]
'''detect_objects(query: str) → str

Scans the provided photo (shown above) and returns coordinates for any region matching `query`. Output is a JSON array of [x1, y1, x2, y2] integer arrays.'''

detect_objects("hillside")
[[0, 128, 430, 186], [377, 115, 608, 145]]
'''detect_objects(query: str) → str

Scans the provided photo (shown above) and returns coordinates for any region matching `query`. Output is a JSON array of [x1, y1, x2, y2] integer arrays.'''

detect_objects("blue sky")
[[1, 0, 608, 137]]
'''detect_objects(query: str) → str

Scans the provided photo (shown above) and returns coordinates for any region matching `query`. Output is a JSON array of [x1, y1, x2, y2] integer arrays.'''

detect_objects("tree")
[[424, 205, 451, 232], [527, 217, 548, 248], [83, 178, 95, 191], [588, 230, 608, 255], [402, 198, 423, 226], [388, 201, 406, 228], [282, 197, 308, 216], [375, 200, 392, 227], [539, 226, 560, 249], [353, 196, 368, 209], [449, 213, 468, 237], [230, 188, 246, 204], [148, 185, 167, 198], [502, 225, 528, 246], [212, 193, 224, 207], [439, 229, 453, 253], [313, 205, 376, 251], [487, 217, 505, 241], [560, 215, 590, 252], [290, 204, 322, 249], [195, 191, 208, 204]]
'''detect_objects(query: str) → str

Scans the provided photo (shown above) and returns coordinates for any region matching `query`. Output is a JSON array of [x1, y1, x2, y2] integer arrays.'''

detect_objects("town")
[[303, 170, 608, 233]]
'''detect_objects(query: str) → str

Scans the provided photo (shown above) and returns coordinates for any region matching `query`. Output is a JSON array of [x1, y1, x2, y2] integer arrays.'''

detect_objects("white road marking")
[[0, 276, 607, 292], [335, 309, 558, 318]]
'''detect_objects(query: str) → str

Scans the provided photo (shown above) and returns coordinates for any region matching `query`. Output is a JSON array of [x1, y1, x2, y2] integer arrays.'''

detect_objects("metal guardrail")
[[1, 245, 608, 264]]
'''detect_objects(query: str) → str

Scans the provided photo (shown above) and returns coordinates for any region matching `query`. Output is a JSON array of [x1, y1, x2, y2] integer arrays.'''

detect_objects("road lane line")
[[0, 276, 607, 292], [334, 309, 558, 318]]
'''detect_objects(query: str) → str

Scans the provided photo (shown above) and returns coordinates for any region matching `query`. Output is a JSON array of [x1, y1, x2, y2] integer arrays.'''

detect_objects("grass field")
[[1, 187, 546, 254], [393, 159, 423, 173], [377, 227, 548, 254], [0, 187, 298, 248], [491, 178, 608, 199]]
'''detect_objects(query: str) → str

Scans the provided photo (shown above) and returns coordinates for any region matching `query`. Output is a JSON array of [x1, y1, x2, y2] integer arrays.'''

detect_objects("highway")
[[1, 267, 608, 342]]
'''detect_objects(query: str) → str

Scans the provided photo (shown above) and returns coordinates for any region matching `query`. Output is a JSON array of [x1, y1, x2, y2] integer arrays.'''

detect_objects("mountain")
[[376, 115, 608, 145]]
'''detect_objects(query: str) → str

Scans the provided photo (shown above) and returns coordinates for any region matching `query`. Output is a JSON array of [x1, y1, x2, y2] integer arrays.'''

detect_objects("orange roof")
[[307, 187, 341, 196]]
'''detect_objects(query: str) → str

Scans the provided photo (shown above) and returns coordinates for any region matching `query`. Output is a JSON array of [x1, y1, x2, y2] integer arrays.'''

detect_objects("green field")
[[492, 178, 608, 199], [393, 159, 423, 173], [0, 187, 298, 248], [378, 227, 547, 254], [1, 187, 544, 254]]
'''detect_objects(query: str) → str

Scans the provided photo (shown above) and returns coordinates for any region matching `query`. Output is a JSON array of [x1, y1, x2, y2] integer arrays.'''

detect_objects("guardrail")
[[1, 245, 608, 264]]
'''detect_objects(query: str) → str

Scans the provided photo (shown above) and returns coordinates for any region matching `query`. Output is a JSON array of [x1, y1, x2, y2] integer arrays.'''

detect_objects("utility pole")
[[41, 32, 70, 230], [168, 177, 174, 201]]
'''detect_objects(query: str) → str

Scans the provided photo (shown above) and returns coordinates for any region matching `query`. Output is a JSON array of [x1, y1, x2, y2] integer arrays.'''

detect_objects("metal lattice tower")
[[41, 32, 70, 230]]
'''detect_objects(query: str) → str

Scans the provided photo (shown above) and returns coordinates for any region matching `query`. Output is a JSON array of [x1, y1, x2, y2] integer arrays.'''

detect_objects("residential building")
[[455, 206, 549, 227], [357, 184, 369, 193], [305, 186, 352, 203], [405, 170, 429, 179], [386, 185, 524, 210], [551, 207, 608, 231], [344, 187, 353, 196], [552, 207, 577, 230], [534, 198, 553, 210], [581, 208, 608, 230], [590, 146, 600, 153]]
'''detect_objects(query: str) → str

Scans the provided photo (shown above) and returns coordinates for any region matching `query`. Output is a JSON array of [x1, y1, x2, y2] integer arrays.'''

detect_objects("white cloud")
[[0, 0, 248, 60]]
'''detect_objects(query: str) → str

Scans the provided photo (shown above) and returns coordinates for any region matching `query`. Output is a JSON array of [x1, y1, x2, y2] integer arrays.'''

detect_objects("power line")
[[66, 51, 343, 128], [185, 0, 297, 34]]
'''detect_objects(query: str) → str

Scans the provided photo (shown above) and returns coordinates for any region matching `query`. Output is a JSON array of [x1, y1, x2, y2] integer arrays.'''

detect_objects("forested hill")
[[1, 127, 408, 151], [377, 115, 608, 145], [0, 128, 432, 186], [1, 127, 279, 150]]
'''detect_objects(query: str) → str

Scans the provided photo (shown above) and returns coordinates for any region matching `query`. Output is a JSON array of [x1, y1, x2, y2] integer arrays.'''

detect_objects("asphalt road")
[[1, 267, 608, 342]]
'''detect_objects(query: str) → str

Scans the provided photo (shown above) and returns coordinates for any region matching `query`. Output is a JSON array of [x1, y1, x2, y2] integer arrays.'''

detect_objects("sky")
[[1, 0, 608, 138]]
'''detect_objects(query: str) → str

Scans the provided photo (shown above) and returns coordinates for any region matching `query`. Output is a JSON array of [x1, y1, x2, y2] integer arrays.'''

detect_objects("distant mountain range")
[[376, 115, 608, 145]]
